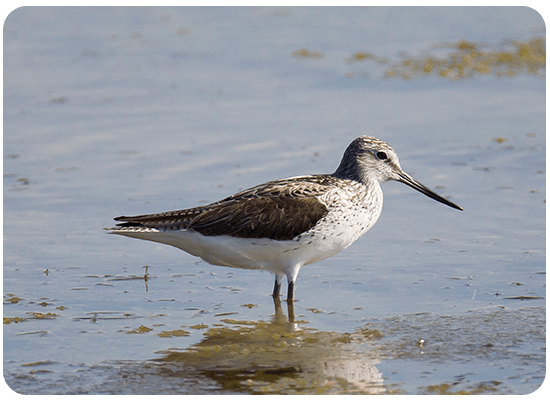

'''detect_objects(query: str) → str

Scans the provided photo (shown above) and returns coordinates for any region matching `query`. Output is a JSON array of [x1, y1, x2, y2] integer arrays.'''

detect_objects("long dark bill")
[[398, 171, 463, 211]]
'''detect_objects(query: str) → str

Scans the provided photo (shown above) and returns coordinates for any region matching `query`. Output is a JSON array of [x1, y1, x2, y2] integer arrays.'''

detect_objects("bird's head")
[[334, 136, 462, 210]]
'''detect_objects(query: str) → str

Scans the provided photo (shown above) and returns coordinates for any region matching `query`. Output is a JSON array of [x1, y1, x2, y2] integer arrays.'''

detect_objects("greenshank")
[[105, 136, 462, 301]]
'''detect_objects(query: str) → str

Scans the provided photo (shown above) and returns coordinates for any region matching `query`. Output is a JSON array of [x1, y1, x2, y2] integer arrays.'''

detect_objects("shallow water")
[[3, 6, 546, 395]]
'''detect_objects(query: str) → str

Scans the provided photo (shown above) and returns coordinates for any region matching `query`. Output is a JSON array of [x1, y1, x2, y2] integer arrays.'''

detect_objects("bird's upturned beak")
[[397, 171, 463, 211]]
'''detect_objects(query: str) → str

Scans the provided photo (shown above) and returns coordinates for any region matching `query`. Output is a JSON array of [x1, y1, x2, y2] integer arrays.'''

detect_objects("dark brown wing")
[[113, 205, 208, 230], [188, 195, 326, 240], [113, 175, 334, 241]]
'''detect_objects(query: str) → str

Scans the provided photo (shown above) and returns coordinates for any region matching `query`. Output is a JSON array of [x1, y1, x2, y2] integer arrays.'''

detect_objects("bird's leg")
[[272, 277, 281, 299], [287, 281, 295, 303]]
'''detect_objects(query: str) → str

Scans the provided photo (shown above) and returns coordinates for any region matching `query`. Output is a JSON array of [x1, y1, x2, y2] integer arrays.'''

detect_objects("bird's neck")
[[333, 159, 362, 182]]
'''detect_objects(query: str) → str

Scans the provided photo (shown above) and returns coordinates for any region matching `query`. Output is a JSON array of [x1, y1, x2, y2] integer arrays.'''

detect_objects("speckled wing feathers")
[[113, 176, 338, 241]]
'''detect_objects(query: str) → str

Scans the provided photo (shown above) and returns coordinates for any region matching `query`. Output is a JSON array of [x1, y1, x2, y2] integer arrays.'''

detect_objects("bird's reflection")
[[272, 297, 295, 325], [154, 298, 384, 394]]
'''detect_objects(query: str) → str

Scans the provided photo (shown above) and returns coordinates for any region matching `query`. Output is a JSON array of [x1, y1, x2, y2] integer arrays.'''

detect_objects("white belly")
[[108, 227, 346, 275]]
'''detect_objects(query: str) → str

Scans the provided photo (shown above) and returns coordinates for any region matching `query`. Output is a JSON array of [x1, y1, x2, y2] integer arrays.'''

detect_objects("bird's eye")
[[376, 151, 388, 160]]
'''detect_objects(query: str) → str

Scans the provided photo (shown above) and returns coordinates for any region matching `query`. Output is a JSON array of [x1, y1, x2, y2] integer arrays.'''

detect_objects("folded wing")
[[113, 176, 334, 241]]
